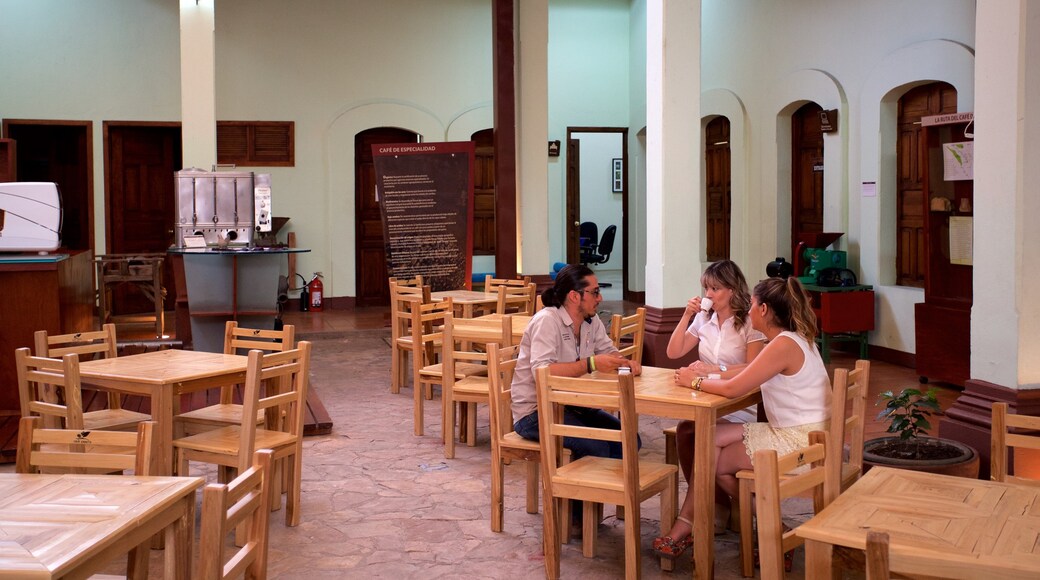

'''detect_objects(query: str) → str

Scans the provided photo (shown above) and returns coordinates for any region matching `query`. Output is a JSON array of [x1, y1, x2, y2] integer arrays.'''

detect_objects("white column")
[[645, 0, 701, 307], [972, 0, 1040, 389], [517, 0, 550, 276], [179, 0, 216, 169]]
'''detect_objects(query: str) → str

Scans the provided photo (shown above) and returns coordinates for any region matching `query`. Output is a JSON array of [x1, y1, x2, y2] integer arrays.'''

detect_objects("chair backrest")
[[407, 298, 454, 373], [534, 366, 639, 490], [15, 348, 85, 430], [754, 430, 837, 580], [198, 449, 273, 580], [991, 402, 1040, 486], [389, 274, 424, 290], [610, 307, 646, 363], [35, 324, 121, 410], [224, 321, 296, 355], [485, 275, 532, 294], [827, 360, 870, 489], [865, 530, 891, 580], [487, 343, 521, 445], [35, 323, 118, 360], [496, 282, 536, 315], [442, 314, 514, 387], [579, 222, 598, 246], [238, 343, 312, 461], [16, 416, 158, 475], [390, 282, 431, 342], [595, 225, 617, 260]]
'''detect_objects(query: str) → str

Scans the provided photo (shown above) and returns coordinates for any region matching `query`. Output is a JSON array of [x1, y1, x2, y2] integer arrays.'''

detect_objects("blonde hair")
[[701, 260, 752, 331], [753, 277, 818, 342]]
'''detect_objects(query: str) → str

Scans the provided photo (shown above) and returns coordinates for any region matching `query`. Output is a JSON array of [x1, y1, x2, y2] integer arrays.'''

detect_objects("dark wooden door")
[[565, 138, 581, 265], [792, 102, 824, 250], [105, 123, 182, 313], [354, 128, 419, 306], [705, 116, 731, 261], [3, 121, 92, 251], [472, 129, 496, 255], [897, 82, 956, 288]]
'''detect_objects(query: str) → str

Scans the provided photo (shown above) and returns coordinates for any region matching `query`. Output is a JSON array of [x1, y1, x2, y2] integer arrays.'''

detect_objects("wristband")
[[691, 377, 704, 391], [588, 356, 597, 372]]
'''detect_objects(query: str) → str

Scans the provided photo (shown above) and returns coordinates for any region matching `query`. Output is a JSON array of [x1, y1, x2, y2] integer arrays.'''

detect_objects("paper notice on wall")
[[949, 216, 973, 265], [943, 141, 974, 181]]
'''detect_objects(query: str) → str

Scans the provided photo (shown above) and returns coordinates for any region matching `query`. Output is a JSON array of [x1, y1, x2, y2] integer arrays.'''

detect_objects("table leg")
[[805, 538, 835, 579], [691, 407, 716, 579], [165, 493, 196, 580], [155, 387, 175, 476]]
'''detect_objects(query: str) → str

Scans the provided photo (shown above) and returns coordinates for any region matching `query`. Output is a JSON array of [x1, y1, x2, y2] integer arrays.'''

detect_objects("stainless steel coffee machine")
[[174, 169, 272, 247]]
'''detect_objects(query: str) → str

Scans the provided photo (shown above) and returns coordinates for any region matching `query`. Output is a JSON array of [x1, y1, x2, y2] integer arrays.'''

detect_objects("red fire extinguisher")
[[308, 272, 324, 312]]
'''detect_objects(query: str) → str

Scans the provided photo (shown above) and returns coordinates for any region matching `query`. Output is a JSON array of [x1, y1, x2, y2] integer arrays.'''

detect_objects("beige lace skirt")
[[742, 421, 829, 466]]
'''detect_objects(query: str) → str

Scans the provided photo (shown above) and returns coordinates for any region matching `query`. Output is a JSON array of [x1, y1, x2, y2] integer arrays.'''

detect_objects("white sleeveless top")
[[760, 331, 831, 428]]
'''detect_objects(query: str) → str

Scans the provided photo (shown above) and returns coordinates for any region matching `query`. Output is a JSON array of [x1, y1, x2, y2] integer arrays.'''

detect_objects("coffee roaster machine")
[[174, 168, 273, 248], [794, 232, 850, 286]]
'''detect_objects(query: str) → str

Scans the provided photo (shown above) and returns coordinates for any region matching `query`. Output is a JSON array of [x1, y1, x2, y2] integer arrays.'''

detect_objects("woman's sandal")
[[652, 515, 695, 560]]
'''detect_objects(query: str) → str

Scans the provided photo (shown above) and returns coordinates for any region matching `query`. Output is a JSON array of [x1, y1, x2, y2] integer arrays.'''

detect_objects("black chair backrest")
[[595, 225, 617, 260], [579, 222, 598, 246]]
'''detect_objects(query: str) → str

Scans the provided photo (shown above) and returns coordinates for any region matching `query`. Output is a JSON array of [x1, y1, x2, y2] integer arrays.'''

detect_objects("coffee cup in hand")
[[700, 297, 714, 311]]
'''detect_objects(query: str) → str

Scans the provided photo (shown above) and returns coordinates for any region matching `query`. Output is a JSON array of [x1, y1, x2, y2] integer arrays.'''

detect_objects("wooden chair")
[[610, 307, 646, 363], [174, 342, 311, 528], [535, 366, 677, 580], [495, 282, 537, 315], [16, 348, 144, 431], [198, 449, 274, 580], [407, 298, 459, 436], [442, 313, 514, 459], [33, 324, 151, 429], [16, 415, 158, 475], [175, 321, 296, 438], [16, 416, 159, 578], [752, 431, 837, 580], [737, 361, 869, 577], [991, 402, 1040, 485], [389, 277, 430, 394], [485, 275, 532, 317]]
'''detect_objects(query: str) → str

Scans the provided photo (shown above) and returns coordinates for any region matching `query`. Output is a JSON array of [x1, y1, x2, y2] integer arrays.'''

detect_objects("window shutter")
[[217, 121, 294, 167]]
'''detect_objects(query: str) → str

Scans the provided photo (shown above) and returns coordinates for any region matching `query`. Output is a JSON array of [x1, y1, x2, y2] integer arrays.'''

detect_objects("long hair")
[[753, 276, 818, 342], [702, 260, 752, 331], [541, 264, 593, 308]]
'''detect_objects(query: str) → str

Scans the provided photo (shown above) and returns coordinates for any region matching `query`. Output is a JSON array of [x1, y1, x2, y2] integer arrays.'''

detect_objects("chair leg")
[[541, 484, 561, 579], [444, 399, 456, 459], [739, 478, 756, 578], [660, 473, 678, 572], [582, 501, 598, 558], [466, 402, 477, 447], [525, 460, 539, 514], [491, 449, 504, 532], [624, 502, 641, 580], [390, 348, 401, 394], [286, 447, 303, 527], [414, 373, 424, 436]]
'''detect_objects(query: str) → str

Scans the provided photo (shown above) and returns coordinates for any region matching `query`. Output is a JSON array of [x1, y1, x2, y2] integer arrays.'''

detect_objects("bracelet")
[[691, 377, 704, 391], [588, 356, 597, 372]]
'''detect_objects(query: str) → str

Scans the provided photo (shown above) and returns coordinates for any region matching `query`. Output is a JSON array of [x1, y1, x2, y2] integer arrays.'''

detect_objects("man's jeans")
[[513, 406, 642, 461]]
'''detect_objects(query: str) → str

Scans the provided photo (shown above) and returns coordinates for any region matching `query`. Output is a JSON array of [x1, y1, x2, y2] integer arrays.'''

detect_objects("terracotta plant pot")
[[863, 436, 980, 479]]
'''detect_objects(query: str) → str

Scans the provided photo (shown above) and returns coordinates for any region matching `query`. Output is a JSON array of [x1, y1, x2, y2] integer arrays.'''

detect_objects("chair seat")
[[83, 409, 152, 431], [556, 456, 677, 493], [173, 425, 296, 456], [501, 431, 540, 452], [175, 404, 265, 426], [452, 376, 490, 398], [420, 362, 488, 380]]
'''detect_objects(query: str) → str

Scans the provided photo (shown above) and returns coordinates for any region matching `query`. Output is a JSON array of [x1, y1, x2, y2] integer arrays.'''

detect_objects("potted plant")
[[863, 387, 980, 478]]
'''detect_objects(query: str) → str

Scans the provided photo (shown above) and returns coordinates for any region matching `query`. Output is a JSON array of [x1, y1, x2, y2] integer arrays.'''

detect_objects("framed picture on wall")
[[612, 158, 623, 192]]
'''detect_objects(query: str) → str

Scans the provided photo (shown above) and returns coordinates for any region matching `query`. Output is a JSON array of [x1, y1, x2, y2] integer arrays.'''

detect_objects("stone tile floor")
[[6, 303, 953, 578]]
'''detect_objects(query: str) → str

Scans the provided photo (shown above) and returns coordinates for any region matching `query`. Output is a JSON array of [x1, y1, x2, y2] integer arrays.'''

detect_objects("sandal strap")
[[676, 514, 693, 526]]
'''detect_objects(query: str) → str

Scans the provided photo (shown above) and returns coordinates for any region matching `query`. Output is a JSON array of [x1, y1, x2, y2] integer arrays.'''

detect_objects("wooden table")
[[431, 290, 499, 318], [796, 466, 1040, 578], [0, 473, 203, 579], [594, 365, 762, 578], [78, 349, 248, 476]]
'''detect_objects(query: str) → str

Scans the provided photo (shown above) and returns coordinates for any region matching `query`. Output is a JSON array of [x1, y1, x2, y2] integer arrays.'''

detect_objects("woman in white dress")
[[653, 276, 831, 560]]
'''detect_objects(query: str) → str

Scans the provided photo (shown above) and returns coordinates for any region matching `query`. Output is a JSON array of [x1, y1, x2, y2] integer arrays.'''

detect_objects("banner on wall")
[[372, 141, 474, 292]]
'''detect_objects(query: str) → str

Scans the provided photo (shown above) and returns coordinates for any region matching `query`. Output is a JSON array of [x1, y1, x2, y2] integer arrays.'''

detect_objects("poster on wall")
[[372, 141, 474, 291]]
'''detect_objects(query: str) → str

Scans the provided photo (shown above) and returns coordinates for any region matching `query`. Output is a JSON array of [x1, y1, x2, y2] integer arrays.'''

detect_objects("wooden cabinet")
[[0, 251, 93, 411], [915, 114, 974, 385], [804, 284, 875, 363]]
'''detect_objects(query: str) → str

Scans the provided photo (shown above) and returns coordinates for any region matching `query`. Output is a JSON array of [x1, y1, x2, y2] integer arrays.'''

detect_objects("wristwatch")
[[719, 364, 728, 373]]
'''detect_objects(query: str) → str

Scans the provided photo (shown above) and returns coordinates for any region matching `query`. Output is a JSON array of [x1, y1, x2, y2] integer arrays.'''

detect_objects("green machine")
[[795, 232, 846, 285]]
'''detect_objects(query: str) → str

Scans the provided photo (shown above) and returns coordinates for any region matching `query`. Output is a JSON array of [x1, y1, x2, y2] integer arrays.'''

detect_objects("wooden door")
[[105, 123, 182, 313], [354, 127, 419, 306], [472, 129, 496, 255], [705, 116, 731, 261], [791, 102, 824, 250], [3, 121, 92, 251], [897, 82, 956, 287], [565, 138, 581, 265]]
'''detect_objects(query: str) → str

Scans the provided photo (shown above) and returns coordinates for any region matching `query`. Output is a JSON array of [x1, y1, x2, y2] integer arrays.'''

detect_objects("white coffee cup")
[[700, 297, 713, 311]]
